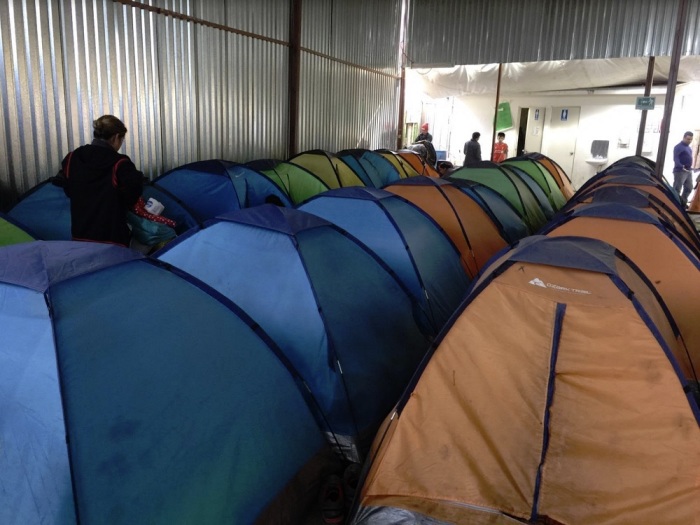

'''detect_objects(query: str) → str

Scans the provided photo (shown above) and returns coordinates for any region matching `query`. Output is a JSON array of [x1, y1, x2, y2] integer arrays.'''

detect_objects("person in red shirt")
[[492, 132, 509, 163]]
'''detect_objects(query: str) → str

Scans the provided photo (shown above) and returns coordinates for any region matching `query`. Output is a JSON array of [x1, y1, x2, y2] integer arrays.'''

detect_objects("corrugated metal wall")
[[298, 0, 403, 152], [406, 0, 700, 66], [3, 0, 697, 209], [0, 0, 403, 209]]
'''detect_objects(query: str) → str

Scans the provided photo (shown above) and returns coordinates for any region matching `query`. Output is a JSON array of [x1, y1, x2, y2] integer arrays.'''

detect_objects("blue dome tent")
[[336, 149, 402, 188], [0, 240, 331, 524], [299, 186, 469, 332], [156, 205, 432, 461], [7, 179, 72, 240], [153, 159, 292, 222], [7, 178, 197, 239]]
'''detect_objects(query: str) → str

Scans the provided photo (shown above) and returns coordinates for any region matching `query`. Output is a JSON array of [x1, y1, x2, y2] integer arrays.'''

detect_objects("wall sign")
[[635, 96, 656, 110]]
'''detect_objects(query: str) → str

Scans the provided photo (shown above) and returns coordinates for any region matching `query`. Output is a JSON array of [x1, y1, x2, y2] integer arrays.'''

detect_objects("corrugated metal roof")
[[407, 0, 700, 66]]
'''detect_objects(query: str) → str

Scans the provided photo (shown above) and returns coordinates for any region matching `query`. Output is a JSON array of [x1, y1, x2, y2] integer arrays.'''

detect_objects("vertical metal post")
[[288, 0, 302, 157], [491, 63, 503, 161], [396, 0, 410, 150], [397, 68, 406, 149], [635, 56, 655, 157], [656, 0, 689, 179]]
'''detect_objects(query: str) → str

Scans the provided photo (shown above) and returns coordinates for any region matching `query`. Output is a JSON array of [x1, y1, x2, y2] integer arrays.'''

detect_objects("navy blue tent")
[[448, 178, 530, 243], [7, 179, 72, 240], [336, 149, 402, 188], [299, 186, 469, 332], [156, 205, 432, 461], [7, 179, 197, 240], [0, 241, 331, 524], [153, 160, 292, 222]]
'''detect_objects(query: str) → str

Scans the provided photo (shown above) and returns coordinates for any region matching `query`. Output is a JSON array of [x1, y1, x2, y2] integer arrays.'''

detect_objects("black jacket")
[[61, 139, 143, 246]]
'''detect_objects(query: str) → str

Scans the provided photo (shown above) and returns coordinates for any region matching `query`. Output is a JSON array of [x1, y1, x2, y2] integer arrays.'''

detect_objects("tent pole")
[[288, 0, 302, 157], [635, 56, 655, 157], [655, 0, 689, 179], [491, 63, 503, 161]]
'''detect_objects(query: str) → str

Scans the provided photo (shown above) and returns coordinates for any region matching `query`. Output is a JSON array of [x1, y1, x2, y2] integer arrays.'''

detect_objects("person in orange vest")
[[492, 132, 509, 163]]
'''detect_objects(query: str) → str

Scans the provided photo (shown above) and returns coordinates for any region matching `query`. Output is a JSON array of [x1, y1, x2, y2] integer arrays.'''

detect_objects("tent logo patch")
[[529, 278, 547, 288], [529, 277, 591, 295]]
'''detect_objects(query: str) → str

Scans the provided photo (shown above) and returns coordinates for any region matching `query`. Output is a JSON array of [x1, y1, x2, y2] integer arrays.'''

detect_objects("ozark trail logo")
[[528, 277, 591, 295]]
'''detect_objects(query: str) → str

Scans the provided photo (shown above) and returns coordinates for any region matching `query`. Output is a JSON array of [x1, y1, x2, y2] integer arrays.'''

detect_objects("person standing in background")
[[415, 123, 432, 143], [464, 132, 482, 167], [672, 131, 694, 207], [60, 115, 144, 246], [492, 132, 509, 163]]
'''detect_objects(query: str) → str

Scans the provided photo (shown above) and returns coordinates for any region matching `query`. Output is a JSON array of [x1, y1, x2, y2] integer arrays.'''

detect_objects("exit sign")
[[635, 96, 656, 110]]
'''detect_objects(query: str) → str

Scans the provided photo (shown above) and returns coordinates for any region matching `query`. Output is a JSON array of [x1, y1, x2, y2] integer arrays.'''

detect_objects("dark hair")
[[684, 131, 694, 138], [93, 115, 127, 140], [497, 132, 506, 138], [472, 132, 481, 140]]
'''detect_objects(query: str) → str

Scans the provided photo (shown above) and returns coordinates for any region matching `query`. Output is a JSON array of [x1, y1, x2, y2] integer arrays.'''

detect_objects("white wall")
[[406, 77, 700, 190]]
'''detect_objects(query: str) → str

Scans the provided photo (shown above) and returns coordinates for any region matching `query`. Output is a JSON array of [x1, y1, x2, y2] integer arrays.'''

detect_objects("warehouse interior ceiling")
[[410, 55, 700, 98]]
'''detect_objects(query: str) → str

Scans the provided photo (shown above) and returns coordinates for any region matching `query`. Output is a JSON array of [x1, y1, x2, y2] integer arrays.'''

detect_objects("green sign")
[[635, 96, 655, 110], [496, 102, 513, 131]]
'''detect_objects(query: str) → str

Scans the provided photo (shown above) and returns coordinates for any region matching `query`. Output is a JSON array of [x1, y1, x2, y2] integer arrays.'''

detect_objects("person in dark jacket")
[[672, 131, 694, 207], [463, 132, 482, 167], [60, 115, 144, 246], [415, 123, 432, 142]]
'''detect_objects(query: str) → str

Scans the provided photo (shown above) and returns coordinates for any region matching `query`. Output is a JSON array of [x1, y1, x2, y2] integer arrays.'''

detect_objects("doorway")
[[516, 107, 546, 156], [543, 106, 581, 176]]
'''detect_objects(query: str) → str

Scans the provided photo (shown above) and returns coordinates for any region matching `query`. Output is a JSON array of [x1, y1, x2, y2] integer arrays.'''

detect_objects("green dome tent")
[[246, 158, 330, 205]]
